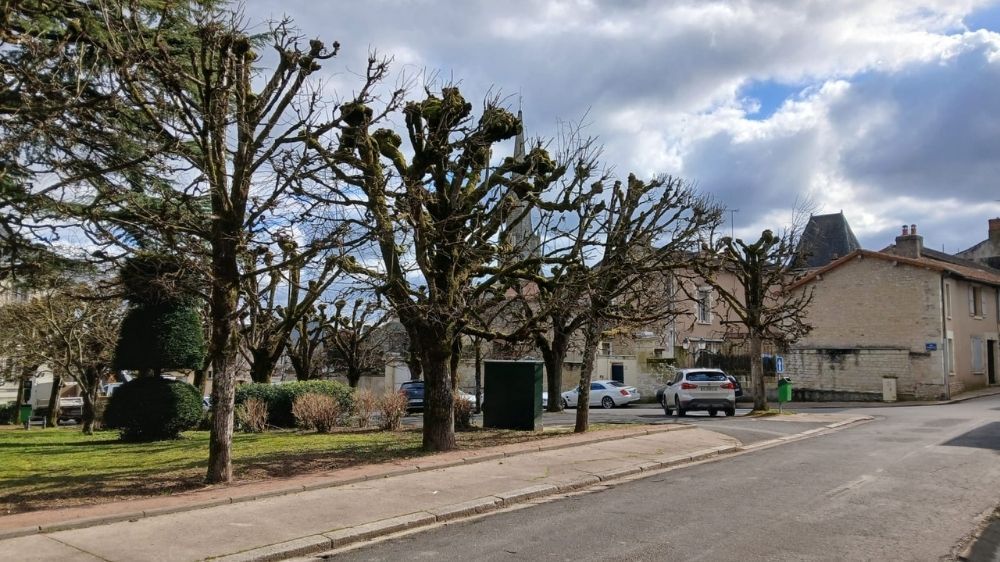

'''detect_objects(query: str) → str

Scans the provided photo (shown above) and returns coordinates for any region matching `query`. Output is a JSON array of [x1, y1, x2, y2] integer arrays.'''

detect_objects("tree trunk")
[[45, 373, 62, 427], [574, 320, 602, 433], [449, 337, 461, 391], [406, 336, 423, 381], [193, 368, 207, 394], [249, 347, 276, 384], [417, 337, 456, 451], [750, 331, 768, 412], [80, 366, 101, 435], [540, 329, 569, 413], [81, 393, 96, 435], [206, 231, 240, 484]]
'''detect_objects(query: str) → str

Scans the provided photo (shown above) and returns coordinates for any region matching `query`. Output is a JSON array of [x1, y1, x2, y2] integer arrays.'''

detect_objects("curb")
[[957, 508, 1000, 561], [210, 442, 744, 562], [0, 424, 693, 541]]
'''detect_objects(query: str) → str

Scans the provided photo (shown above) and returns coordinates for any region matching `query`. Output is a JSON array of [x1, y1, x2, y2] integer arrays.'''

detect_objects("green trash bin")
[[777, 377, 793, 403], [483, 360, 543, 431], [19, 404, 32, 424]]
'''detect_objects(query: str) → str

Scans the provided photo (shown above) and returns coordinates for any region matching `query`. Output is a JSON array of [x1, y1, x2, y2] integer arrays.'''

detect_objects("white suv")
[[657, 368, 736, 417]]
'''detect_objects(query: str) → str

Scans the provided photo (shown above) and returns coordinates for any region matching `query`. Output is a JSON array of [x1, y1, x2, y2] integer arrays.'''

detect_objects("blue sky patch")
[[964, 3, 1000, 32], [739, 80, 801, 120]]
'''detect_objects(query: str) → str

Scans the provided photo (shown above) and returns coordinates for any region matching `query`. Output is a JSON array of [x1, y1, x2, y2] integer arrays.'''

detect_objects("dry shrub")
[[378, 390, 409, 431], [453, 395, 474, 431], [354, 388, 379, 428], [235, 397, 269, 433], [291, 393, 341, 433]]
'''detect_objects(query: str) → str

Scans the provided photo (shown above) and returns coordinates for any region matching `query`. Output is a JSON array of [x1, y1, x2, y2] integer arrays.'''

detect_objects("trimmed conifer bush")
[[104, 377, 203, 441]]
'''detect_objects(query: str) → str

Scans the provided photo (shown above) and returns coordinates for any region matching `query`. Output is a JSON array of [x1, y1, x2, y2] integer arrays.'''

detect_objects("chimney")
[[989, 217, 1000, 242], [894, 223, 923, 259]]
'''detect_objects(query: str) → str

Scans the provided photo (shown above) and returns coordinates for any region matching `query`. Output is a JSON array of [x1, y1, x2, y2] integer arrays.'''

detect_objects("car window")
[[685, 372, 728, 382], [607, 381, 625, 387], [672, 372, 683, 384], [590, 383, 604, 390]]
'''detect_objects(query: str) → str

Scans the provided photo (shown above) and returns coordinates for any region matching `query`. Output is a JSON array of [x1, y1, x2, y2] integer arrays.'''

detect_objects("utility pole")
[[730, 209, 739, 239]]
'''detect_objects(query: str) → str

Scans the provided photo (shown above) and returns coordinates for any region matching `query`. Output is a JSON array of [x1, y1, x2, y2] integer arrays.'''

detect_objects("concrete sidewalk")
[[1, 415, 870, 562]]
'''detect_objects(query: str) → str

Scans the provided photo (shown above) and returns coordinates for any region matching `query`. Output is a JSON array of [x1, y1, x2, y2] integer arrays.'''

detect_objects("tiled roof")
[[790, 249, 1000, 291]]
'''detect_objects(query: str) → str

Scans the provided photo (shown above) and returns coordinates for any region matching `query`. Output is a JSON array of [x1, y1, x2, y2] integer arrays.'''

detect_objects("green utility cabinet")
[[777, 377, 793, 403], [483, 360, 543, 431]]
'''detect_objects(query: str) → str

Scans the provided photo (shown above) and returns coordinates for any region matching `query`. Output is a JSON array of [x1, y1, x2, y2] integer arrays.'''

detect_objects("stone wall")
[[786, 346, 945, 400]]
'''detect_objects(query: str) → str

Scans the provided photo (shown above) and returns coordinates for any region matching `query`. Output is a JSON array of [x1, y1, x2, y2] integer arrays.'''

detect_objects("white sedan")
[[560, 380, 641, 409]]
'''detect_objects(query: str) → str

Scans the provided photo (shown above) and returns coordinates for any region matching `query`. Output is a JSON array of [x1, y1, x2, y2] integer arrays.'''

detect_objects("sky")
[[247, 0, 1000, 254]]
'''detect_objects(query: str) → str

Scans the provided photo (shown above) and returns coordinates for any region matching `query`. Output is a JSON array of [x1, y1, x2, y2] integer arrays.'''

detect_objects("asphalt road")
[[334, 396, 1000, 561]]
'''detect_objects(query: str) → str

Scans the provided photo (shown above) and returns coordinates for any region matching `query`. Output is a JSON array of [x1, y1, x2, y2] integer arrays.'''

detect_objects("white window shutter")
[[981, 290, 987, 318]]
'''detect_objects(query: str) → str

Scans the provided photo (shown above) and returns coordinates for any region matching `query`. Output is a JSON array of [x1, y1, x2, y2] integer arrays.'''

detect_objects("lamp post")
[[729, 209, 739, 239]]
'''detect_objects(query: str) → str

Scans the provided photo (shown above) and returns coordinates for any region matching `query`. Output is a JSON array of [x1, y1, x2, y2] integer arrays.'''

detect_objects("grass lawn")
[[0, 424, 579, 516]]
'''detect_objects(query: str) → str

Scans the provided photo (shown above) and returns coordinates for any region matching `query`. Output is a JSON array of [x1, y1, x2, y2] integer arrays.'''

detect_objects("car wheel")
[[561, 397, 569, 409], [725, 405, 736, 417], [661, 396, 672, 416], [675, 397, 686, 417], [708, 409, 718, 417], [601, 396, 615, 409]]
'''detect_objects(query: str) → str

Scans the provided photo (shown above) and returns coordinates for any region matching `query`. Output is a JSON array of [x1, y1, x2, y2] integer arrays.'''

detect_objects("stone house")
[[786, 225, 1000, 400], [957, 217, 1000, 269]]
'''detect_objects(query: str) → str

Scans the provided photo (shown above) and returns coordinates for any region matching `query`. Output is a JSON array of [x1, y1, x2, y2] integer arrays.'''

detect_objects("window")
[[697, 288, 712, 324], [972, 337, 985, 374], [970, 286, 983, 317], [947, 338, 955, 374], [590, 382, 605, 390], [944, 283, 951, 318], [600, 342, 612, 356]]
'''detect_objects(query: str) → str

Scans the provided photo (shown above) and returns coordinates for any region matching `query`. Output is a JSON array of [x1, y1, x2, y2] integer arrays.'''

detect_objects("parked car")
[[399, 382, 476, 412], [399, 381, 425, 412], [657, 368, 736, 417], [560, 380, 641, 409], [57, 396, 84, 423], [727, 375, 744, 399]]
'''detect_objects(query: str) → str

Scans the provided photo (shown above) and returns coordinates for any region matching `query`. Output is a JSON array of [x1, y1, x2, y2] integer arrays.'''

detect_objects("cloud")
[[244, 0, 1000, 253]]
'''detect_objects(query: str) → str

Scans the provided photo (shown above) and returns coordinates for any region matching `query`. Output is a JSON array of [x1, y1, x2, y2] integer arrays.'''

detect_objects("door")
[[611, 363, 624, 383], [988, 340, 997, 385]]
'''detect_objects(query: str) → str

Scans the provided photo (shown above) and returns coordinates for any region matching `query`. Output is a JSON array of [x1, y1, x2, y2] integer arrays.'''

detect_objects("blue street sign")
[[925, 343, 938, 352], [775, 355, 784, 373]]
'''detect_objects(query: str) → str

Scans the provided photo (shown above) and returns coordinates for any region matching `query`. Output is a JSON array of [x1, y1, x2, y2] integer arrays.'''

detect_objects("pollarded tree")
[[309, 82, 597, 451], [571, 174, 722, 432], [324, 298, 391, 388], [239, 237, 343, 383], [697, 229, 814, 412]]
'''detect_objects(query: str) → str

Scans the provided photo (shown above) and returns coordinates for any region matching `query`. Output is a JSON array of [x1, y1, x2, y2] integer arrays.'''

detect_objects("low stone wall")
[[786, 346, 941, 401]]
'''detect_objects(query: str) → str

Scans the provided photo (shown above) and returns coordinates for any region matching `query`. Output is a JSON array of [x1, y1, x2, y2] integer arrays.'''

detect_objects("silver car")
[[561, 380, 641, 409], [657, 368, 736, 417]]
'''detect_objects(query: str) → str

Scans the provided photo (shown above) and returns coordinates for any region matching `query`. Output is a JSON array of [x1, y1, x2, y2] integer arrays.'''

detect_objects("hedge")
[[235, 380, 354, 428]]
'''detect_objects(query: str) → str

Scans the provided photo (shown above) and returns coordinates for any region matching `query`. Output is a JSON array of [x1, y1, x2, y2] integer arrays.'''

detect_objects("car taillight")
[[721, 382, 735, 389], [680, 382, 698, 390], [620, 389, 629, 396]]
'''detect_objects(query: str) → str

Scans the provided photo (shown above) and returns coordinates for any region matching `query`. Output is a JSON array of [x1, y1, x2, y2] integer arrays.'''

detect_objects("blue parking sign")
[[775, 355, 784, 373]]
